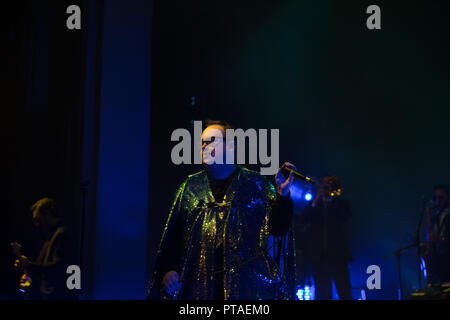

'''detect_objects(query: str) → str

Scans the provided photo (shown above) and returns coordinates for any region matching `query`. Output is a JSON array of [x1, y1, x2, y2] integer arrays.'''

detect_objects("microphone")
[[280, 165, 317, 184]]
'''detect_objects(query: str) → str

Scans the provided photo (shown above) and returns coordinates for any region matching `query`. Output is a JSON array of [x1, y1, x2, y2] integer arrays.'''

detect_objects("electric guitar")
[[10, 242, 33, 297]]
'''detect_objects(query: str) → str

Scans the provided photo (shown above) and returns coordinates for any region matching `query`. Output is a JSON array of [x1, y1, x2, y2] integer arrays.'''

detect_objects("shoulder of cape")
[[238, 167, 276, 197], [177, 170, 208, 193], [239, 166, 259, 177], [185, 170, 207, 184], [241, 167, 273, 184]]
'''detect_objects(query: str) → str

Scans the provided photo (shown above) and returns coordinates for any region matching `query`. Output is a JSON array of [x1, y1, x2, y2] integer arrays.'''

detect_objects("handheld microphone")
[[280, 165, 317, 184]]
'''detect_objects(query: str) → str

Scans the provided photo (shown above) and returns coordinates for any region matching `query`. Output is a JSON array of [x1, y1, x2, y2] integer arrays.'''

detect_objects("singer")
[[147, 120, 297, 300]]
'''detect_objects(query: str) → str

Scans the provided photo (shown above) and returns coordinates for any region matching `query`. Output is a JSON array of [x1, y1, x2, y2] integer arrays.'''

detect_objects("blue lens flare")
[[304, 193, 313, 201]]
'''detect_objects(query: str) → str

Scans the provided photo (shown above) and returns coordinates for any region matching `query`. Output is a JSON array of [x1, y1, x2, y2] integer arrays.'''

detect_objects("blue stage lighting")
[[304, 193, 313, 201], [420, 256, 427, 280], [360, 289, 366, 300], [296, 285, 313, 300]]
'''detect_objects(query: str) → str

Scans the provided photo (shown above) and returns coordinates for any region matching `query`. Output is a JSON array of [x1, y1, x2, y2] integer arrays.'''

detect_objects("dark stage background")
[[2, 0, 450, 299], [2, 0, 87, 298], [148, 0, 450, 299]]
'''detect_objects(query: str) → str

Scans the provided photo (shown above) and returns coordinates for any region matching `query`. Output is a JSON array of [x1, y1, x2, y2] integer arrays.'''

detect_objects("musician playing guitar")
[[423, 185, 450, 285], [10, 198, 77, 300]]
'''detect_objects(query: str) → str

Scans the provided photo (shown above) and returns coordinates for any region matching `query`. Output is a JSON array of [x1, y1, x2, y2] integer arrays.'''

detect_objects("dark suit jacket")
[[299, 198, 353, 263]]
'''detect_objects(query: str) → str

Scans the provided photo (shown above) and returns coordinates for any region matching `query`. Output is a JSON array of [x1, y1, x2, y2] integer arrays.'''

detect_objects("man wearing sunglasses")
[[147, 120, 298, 300]]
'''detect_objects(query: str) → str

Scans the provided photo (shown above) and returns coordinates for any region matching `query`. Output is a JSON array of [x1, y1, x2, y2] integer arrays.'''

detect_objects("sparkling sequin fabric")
[[147, 167, 297, 300]]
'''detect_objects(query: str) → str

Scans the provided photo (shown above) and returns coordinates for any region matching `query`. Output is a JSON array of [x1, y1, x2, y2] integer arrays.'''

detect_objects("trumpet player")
[[299, 175, 353, 300]]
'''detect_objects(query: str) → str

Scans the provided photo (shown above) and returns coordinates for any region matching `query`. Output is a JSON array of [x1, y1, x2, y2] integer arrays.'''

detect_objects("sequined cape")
[[147, 167, 297, 300]]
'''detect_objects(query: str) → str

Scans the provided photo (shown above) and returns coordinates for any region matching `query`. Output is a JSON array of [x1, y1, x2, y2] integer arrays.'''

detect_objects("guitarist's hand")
[[14, 255, 29, 271], [10, 242, 30, 271]]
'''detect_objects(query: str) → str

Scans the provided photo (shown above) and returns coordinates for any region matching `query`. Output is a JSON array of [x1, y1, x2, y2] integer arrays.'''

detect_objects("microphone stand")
[[385, 242, 417, 300], [79, 181, 89, 279], [414, 196, 427, 290]]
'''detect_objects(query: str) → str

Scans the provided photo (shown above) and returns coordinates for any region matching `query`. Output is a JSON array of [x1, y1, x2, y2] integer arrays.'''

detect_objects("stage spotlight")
[[296, 288, 303, 300], [304, 192, 313, 201], [296, 285, 314, 300]]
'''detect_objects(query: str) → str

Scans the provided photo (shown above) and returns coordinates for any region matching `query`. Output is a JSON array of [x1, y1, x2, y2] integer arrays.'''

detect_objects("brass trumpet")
[[322, 175, 343, 198]]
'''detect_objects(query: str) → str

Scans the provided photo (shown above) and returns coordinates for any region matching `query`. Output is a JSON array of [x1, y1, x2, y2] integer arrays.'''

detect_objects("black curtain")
[[2, 0, 88, 298]]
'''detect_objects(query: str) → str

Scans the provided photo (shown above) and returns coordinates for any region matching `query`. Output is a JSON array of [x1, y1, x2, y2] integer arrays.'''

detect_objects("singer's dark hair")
[[434, 185, 450, 196]]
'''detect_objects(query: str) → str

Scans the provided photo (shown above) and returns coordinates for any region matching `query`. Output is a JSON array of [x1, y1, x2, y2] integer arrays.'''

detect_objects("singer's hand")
[[276, 162, 297, 196], [162, 271, 181, 296]]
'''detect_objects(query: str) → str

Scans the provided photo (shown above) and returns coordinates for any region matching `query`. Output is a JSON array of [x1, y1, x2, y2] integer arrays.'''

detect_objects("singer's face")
[[433, 188, 449, 209], [201, 125, 233, 166]]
